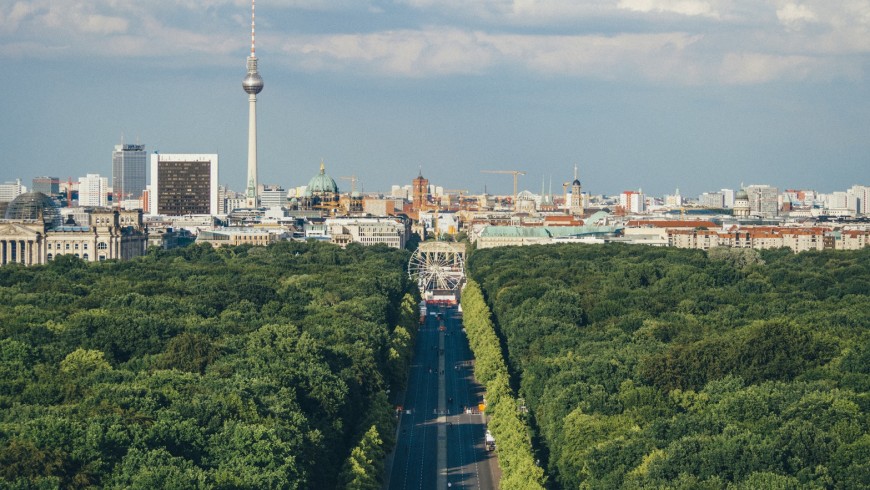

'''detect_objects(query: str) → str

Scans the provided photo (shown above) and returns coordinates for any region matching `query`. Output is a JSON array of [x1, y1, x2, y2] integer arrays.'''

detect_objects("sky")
[[1, 0, 869, 197]]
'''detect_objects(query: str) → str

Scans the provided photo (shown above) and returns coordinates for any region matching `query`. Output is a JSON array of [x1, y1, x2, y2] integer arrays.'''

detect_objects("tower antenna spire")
[[243, 0, 264, 208]]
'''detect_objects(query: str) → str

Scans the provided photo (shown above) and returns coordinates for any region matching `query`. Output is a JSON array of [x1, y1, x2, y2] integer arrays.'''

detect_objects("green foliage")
[[461, 280, 546, 489], [0, 240, 417, 489], [468, 244, 870, 489]]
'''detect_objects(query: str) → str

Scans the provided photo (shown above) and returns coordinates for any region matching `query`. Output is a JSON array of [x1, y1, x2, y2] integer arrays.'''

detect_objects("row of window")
[[45, 242, 109, 251], [46, 253, 107, 261]]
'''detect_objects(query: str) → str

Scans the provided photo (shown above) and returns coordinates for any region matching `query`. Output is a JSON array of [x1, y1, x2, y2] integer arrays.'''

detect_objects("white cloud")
[[0, 2, 35, 33], [776, 3, 817, 29], [280, 28, 707, 82], [285, 29, 498, 76], [617, 0, 720, 18], [1, 0, 868, 84], [718, 52, 821, 84]]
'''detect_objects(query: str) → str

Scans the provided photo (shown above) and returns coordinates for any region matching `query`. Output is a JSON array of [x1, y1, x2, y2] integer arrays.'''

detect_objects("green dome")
[[735, 189, 749, 200], [306, 161, 338, 196]]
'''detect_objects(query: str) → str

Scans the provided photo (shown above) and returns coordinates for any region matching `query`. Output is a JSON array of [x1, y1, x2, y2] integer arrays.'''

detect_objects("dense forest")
[[0, 242, 418, 489], [468, 245, 870, 489]]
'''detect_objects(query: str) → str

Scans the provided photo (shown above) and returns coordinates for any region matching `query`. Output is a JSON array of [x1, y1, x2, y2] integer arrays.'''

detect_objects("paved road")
[[387, 304, 500, 490]]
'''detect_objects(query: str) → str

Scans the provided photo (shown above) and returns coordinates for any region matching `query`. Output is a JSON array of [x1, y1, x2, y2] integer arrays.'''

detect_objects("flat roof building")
[[149, 154, 218, 216], [113, 144, 148, 201]]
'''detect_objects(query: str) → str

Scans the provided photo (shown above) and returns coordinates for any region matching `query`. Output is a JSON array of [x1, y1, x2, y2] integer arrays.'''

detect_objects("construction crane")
[[340, 175, 358, 194], [481, 170, 526, 203]]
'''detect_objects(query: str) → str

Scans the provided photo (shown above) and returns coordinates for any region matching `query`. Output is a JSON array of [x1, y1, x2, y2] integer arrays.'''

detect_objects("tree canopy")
[[0, 241, 418, 489], [468, 244, 870, 489]]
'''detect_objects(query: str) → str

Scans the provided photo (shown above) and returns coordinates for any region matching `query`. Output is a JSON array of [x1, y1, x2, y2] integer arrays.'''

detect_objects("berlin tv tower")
[[242, 0, 264, 208]]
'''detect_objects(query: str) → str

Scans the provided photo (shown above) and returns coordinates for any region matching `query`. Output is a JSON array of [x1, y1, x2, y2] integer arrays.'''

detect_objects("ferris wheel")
[[408, 241, 466, 292]]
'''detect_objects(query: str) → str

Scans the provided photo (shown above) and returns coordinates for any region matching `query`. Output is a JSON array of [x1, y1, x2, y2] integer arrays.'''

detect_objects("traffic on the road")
[[386, 302, 499, 489]]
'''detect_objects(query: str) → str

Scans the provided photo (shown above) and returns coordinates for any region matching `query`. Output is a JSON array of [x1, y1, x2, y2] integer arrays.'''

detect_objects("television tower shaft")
[[242, 0, 263, 208]]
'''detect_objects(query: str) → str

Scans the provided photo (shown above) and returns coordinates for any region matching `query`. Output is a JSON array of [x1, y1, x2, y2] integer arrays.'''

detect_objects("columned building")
[[733, 189, 751, 217], [0, 193, 147, 266]]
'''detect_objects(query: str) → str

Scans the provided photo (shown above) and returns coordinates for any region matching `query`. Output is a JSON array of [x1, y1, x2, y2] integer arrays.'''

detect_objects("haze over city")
[[1, 0, 869, 196]]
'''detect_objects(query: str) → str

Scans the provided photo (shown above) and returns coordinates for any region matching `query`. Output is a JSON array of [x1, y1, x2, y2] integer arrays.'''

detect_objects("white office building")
[[78, 174, 109, 207], [0, 179, 26, 202]]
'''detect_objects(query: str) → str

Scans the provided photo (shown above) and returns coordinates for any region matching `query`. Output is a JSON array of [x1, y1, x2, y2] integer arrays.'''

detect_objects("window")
[[98, 242, 108, 250], [65, 243, 70, 250], [74, 243, 79, 250], [83, 243, 88, 250], [99, 255, 106, 261], [83, 253, 89, 260], [47, 254, 53, 261]]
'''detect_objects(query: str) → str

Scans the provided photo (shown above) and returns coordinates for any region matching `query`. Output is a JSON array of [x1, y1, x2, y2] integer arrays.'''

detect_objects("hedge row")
[[461, 280, 546, 489]]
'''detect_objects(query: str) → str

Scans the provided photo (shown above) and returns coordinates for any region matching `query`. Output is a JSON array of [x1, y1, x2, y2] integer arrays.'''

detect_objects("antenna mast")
[[251, 0, 256, 56]]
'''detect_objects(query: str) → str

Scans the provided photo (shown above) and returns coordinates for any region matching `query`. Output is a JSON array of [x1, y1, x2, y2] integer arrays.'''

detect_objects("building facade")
[[32, 177, 60, 196], [113, 144, 148, 202], [746, 184, 779, 218], [78, 174, 109, 207], [412, 171, 429, 211], [149, 154, 219, 216], [325, 217, 408, 249], [0, 196, 147, 267], [0, 179, 26, 203], [196, 228, 280, 247]]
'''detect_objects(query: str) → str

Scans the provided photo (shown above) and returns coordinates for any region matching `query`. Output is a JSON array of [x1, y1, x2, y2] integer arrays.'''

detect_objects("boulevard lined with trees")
[[0, 242, 419, 489], [469, 244, 869, 489]]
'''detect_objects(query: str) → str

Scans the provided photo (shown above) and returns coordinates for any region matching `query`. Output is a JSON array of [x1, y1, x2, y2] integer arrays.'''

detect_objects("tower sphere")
[[243, 72, 263, 94]]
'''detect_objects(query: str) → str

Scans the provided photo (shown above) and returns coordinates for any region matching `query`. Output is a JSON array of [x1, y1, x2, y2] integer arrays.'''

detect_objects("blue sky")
[[1, 0, 868, 197]]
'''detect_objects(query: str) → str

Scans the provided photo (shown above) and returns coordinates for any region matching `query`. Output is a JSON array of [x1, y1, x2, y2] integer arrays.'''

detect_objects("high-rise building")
[[32, 177, 60, 196], [113, 144, 147, 202], [243, 0, 264, 208], [620, 190, 645, 213], [260, 185, 287, 208], [700, 192, 725, 208], [0, 179, 26, 202], [848, 185, 870, 215], [150, 154, 219, 216], [78, 174, 109, 207], [746, 184, 779, 218], [720, 189, 735, 208]]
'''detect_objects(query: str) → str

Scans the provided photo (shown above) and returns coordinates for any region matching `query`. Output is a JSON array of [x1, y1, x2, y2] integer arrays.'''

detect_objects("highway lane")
[[387, 304, 499, 490], [390, 313, 440, 490], [444, 306, 499, 489]]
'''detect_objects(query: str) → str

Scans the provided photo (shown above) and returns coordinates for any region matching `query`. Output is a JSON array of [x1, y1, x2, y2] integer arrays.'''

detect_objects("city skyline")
[[1, 1, 869, 197]]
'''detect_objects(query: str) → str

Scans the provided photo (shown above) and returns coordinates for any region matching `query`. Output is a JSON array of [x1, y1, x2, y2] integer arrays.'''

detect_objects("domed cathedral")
[[734, 188, 751, 217], [301, 160, 341, 213]]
